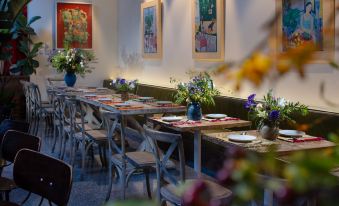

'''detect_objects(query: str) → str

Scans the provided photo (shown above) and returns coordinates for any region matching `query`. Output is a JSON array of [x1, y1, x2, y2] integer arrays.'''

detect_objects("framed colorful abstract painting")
[[56, 2, 93, 49], [277, 0, 335, 62], [141, 0, 162, 59], [192, 0, 224, 61]]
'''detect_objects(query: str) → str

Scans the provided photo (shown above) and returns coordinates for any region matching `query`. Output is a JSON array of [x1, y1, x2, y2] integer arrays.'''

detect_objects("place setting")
[[277, 130, 324, 143], [202, 114, 240, 122]]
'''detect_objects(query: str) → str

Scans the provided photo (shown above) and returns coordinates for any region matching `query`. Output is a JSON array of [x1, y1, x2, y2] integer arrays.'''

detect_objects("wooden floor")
[[3, 121, 209, 206]]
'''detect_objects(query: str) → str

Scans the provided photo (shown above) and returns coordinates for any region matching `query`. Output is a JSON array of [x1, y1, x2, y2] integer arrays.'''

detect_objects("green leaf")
[[31, 42, 43, 55], [28, 16, 41, 25]]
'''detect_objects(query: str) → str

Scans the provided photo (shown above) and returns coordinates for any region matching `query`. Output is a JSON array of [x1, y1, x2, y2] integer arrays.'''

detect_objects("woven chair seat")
[[112, 151, 156, 168], [161, 179, 232, 205]]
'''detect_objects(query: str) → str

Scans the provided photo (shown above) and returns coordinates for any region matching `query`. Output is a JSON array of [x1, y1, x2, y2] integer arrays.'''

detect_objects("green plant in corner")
[[10, 13, 43, 75]]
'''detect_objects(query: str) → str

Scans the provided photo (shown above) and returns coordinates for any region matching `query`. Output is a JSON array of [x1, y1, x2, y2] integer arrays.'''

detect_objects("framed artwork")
[[192, 0, 225, 61], [141, 0, 162, 59], [56, 2, 93, 49], [277, 0, 335, 62]]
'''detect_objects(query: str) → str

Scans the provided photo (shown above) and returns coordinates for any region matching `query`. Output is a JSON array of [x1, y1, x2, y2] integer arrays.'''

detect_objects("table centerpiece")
[[245, 90, 309, 140], [111, 78, 138, 101], [50, 48, 95, 87], [171, 72, 220, 121]]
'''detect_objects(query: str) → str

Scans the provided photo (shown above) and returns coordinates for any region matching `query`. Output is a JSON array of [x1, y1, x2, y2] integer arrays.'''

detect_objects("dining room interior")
[[1, 0, 339, 205]]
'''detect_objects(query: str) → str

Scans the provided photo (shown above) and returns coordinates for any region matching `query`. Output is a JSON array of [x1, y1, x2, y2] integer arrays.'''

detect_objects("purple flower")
[[120, 78, 126, 84], [248, 94, 256, 102], [269, 110, 280, 121], [244, 94, 257, 109]]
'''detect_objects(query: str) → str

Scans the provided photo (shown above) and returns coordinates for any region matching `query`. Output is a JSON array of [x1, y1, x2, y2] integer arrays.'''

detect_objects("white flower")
[[257, 110, 267, 118], [256, 103, 263, 109], [278, 98, 286, 107]]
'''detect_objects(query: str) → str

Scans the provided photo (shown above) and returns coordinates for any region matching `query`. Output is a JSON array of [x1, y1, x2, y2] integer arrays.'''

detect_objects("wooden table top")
[[148, 116, 252, 132], [49, 86, 186, 115], [202, 130, 336, 155]]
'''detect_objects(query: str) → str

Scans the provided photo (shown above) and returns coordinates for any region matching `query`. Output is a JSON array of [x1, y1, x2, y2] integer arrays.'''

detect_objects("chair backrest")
[[100, 109, 120, 153], [63, 96, 77, 131], [1, 130, 41, 163], [143, 125, 186, 185], [13, 149, 73, 206]]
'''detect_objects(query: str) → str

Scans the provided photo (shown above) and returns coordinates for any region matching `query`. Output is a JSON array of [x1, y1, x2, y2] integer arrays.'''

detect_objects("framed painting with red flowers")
[[56, 2, 93, 49]]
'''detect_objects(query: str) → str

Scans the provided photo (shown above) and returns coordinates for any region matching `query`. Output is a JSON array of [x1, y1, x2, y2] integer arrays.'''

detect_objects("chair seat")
[[112, 151, 156, 167], [160, 179, 232, 205], [0, 201, 19, 206], [0, 177, 16, 191], [85, 130, 107, 141]]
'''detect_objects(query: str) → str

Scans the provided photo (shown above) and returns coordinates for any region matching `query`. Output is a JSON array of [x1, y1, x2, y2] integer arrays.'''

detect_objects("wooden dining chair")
[[143, 125, 233, 205], [0, 149, 72, 206], [101, 110, 155, 201], [0, 130, 41, 201]]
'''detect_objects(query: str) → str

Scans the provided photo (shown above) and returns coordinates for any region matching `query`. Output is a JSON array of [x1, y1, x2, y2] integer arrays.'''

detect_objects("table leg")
[[263, 189, 273, 206], [194, 130, 202, 176], [120, 116, 127, 200]]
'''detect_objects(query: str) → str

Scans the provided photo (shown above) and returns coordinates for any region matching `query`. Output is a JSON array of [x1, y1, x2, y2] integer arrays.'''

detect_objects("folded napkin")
[[202, 117, 240, 122], [170, 120, 202, 126], [278, 136, 324, 143]]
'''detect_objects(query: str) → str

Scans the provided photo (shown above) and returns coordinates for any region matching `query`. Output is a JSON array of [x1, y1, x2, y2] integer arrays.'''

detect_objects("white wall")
[[116, 0, 339, 113], [28, 0, 119, 99]]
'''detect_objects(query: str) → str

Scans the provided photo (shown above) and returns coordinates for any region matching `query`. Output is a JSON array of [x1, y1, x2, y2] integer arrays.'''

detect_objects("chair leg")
[[105, 165, 118, 202], [145, 169, 152, 199]]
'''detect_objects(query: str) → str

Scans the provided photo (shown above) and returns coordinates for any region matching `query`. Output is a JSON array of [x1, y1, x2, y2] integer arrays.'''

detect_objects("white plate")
[[279, 130, 305, 137], [228, 134, 257, 143], [156, 101, 173, 105], [161, 116, 183, 122], [97, 98, 112, 101], [84, 94, 97, 97], [114, 103, 131, 107], [205, 114, 227, 119], [138, 97, 154, 100]]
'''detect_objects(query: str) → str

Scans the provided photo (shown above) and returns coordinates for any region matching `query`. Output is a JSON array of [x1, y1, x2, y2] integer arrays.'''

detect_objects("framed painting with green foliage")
[[55, 1, 93, 49], [277, 0, 335, 63], [141, 0, 162, 59], [192, 0, 224, 61]]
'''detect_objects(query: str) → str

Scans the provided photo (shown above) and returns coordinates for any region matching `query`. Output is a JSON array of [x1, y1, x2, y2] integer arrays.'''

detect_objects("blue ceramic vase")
[[187, 102, 202, 121], [64, 72, 77, 87]]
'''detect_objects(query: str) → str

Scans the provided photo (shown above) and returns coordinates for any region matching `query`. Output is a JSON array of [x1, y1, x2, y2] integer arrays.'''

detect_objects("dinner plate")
[[205, 114, 227, 119], [279, 130, 305, 138], [97, 98, 112, 101], [138, 97, 154, 100], [84, 94, 97, 97], [161, 116, 183, 122], [228, 134, 257, 143], [114, 103, 131, 107], [156, 101, 173, 105]]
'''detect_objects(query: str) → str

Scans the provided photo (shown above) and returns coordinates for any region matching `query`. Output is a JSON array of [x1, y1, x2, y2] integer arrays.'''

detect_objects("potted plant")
[[9, 13, 43, 75], [244, 90, 309, 140], [171, 72, 220, 121], [111, 78, 138, 101], [50, 48, 95, 87]]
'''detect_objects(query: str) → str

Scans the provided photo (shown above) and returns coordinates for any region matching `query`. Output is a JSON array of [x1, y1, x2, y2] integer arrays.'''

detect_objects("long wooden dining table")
[[49, 86, 186, 199]]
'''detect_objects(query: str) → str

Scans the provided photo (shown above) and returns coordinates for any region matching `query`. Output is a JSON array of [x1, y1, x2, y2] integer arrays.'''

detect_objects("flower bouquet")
[[245, 90, 308, 140], [50, 48, 95, 87], [111, 78, 138, 101], [171, 72, 220, 121]]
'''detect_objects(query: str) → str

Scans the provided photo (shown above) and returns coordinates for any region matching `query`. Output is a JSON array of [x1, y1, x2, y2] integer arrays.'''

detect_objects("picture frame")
[[192, 0, 225, 61], [55, 1, 93, 49], [276, 0, 335, 63], [141, 0, 162, 59]]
